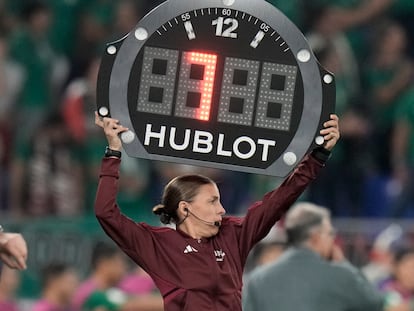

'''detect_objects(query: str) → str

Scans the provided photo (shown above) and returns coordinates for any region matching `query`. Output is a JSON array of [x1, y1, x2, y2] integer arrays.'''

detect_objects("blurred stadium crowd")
[[1, 0, 414, 309], [2, 0, 414, 220]]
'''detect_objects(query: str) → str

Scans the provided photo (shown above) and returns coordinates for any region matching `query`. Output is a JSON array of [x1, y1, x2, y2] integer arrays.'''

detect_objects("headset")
[[183, 207, 221, 227]]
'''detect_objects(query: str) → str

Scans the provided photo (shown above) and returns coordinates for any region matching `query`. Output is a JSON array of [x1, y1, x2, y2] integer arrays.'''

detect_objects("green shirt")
[[394, 87, 414, 165], [9, 29, 53, 110], [364, 65, 410, 129], [83, 288, 127, 311], [48, 0, 86, 56]]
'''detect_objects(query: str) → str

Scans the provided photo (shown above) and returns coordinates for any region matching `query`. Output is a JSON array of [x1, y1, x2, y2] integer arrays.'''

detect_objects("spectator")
[[0, 29, 23, 213], [380, 246, 414, 310], [32, 262, 79, 311], [83, 287, 164, 311], [119, 267, 159, 296], [73, 241, 163, 311], [363, 224, 403, 286], [305, 0, 394, 68], [389, 0, 414, 57], [0, 266, 20, 311], [364, 20, 414, 175], [306, 35, 370, 216], [62, 56, 155, 218], [47, 0, 85, 57], [73, 241, 128, 310], [10, 112, 84, 217], [254, 226, 287, 267], [112, 0, 143, 39], [0, 29, 23, 120], [245, 225, 287, 274], [61, 56, 106, 213], [82, 288, 127, 311], [243, 202, 395, 311], [0, 1, 15, 33], [309, 0, 393, 37], [69, 1, 115, 80], [389, 84, 414, 217], [8, 1, 65, 147]]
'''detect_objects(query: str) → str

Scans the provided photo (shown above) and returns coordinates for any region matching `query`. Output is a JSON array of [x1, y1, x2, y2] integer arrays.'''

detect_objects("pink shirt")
[[72, 278, 98, 311], [119, 273, 157, 295], [0, 301, 18, 311], [31, 299, 72, 311]]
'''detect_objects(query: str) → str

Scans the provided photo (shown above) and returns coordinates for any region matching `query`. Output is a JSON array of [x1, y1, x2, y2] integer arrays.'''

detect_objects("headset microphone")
[[184, 208, 221, 227]]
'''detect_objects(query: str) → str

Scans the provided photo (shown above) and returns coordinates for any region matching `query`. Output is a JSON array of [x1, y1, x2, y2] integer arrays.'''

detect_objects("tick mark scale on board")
[[250, 31, 265, 48], [184, 21, 196, 40]]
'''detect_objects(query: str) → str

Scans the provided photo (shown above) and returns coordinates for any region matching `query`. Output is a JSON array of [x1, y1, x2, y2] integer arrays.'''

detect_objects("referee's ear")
[[178, 201, 189, 218]]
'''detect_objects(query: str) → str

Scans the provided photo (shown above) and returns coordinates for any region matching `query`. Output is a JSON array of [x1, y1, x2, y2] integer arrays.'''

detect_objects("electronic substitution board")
[[97, 0, 335, 177]]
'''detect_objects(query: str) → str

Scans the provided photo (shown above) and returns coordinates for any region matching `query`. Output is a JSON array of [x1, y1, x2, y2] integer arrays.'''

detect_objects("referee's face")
[[188, 183, 226, 236]]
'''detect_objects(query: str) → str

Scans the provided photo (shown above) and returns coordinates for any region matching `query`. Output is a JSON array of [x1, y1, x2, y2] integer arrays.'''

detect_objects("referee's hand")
[[320, 114, 340, 151], [95, 111, 128, 151]]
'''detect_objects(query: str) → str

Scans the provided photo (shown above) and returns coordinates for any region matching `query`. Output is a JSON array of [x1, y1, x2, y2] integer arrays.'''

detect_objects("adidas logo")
[[183, 245, 198, 254]]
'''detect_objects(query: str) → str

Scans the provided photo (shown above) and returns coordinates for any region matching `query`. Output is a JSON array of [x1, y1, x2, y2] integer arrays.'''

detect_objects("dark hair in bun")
[[152, 204, 172, 224], [152, 175, 214, 225]]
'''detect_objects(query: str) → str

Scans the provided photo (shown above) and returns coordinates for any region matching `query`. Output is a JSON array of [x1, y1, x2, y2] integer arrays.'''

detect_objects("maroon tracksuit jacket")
[[95, 152, 325, 310]]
